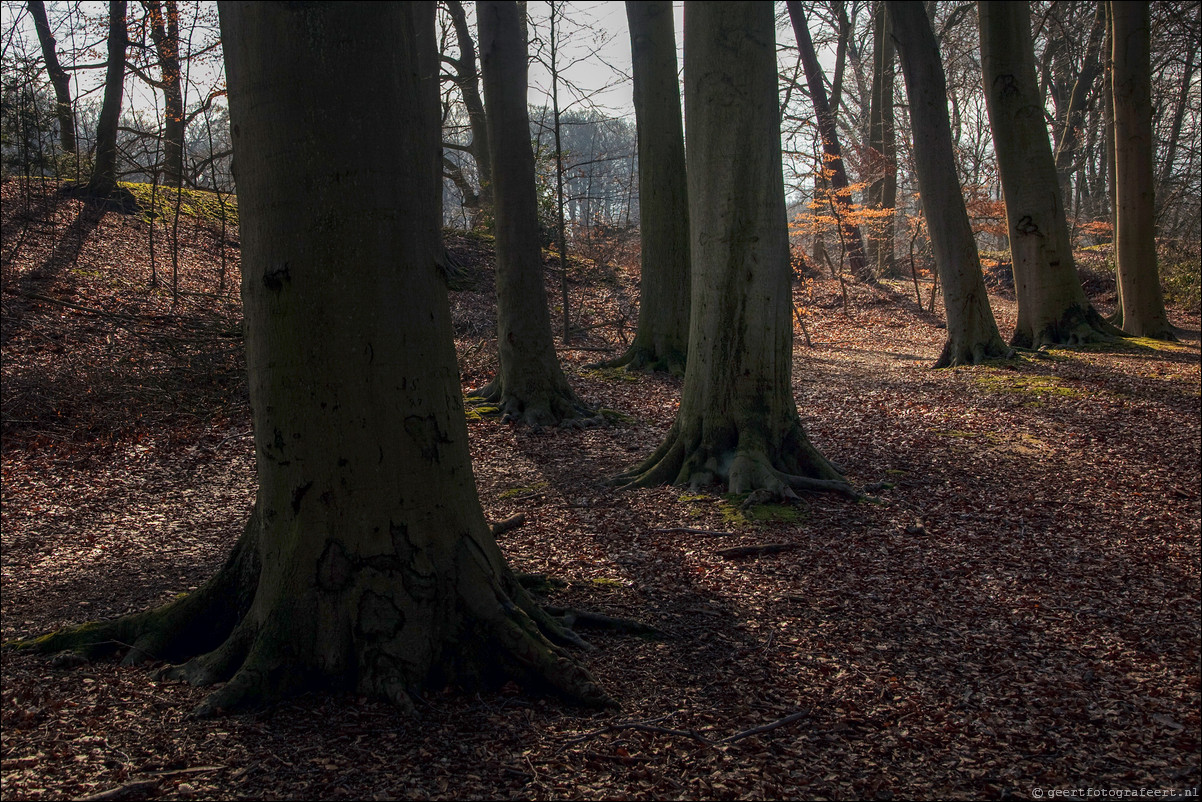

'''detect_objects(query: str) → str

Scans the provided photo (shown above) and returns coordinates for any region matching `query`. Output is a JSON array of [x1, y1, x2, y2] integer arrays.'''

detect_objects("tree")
[[82, 0, 127, 197], [472, 0, 594, 427], [888, 1, 1010, 367], [28, 0, 75, 154], [1109, 0, 1174, 340], [978, 1, 1116, 349], [865, 1, 897, 277], [786, 0, 871, 283], [594, 0, 690, 375], [441, 0, 492, 222], [144, 0, 183, 187], [1051, 1, 1106, 207], [14, 1, 608, 715], [617, 0, 852, 500]]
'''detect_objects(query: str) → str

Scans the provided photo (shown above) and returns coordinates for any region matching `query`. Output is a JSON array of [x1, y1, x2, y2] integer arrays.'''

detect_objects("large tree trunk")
[[888, 2, 1010, 368], [978, 1, 1116, 349], [473, 0, 593, 427], [15, 1, 609, 716], [618, 1, 851, 501], [787, 0, 871, 283], [28, 0, 76, 154], [866, 2, 897, 278], [596, 0, 690, 375], [85, 0, 127, 197], [1109, 0, 1174, 339], [146, 0, 184, 187]]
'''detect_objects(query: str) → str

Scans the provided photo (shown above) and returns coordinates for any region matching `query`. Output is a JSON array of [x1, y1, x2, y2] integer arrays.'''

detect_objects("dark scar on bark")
[[291, 481, 313, 513], [263, 263, 291, 291], [316, 540, 354, 591]]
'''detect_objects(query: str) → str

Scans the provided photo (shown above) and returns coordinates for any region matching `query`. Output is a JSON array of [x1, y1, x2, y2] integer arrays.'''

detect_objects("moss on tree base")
[[588, 344, 687, 377], [468, 379, 601, 430]]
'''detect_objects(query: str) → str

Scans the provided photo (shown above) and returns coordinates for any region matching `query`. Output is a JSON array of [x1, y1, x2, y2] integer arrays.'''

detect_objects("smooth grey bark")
[[28, 0, 75, 154], [596, 0, 690, 374], [978, 1, 1117, 348], [888, 1, 1011, 367], [866, 2, 897, 277], [16, 1, 609, 715], [473, 0, 593, 427], [787, 0, 871, 283], [85, 0, 127, 197], [1110, 0, 1174, 339], [617, 1, 851, 500]]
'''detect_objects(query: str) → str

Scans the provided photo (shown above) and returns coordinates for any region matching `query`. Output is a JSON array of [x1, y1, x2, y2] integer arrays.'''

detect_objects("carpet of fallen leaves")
[[2, 178, 1199, 801]]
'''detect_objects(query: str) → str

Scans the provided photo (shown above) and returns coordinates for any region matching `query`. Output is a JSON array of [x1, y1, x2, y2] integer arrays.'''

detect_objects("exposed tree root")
[[7, 511, 261, 666], [1014, 304, 1125, 350], [933, 334, 1014, 369], [544, 606, 665, 639], [588, 344, 686, 377], [1108, 307, 1179, 342], [614, 422, 858, 501], [9, 509, 619, 715], [468, 380, 602, 430]]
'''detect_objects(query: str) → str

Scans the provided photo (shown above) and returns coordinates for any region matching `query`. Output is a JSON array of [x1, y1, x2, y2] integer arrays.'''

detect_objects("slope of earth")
[[2, 179, 1199, 801]]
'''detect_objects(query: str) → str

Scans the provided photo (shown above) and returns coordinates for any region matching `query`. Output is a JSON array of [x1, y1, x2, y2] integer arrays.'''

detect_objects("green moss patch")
[[122, 182, 237, 227], [973, 372, 1086, 400], [499, 481, 549, 499], [598, 407, 636, 425], [583, 367, 640, 383], [719, 494, 806, 528], [584, 577, 628, 590]]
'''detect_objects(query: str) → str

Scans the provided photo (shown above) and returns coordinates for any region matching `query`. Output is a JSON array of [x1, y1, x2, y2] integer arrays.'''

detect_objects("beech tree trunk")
[[787, 0, 871, 283], [1110, 0, 1174, 340], [28, 0, 76, 154], [889, 2, 1010, 367], [866, 2, 897, 277], [978, 1, 1116, 349], [85, 0, 127, 197], [617, 1, 851, 500], [473, 0, 593, 427], [15, 1, 609, 716], [596, 0, 690, 375]]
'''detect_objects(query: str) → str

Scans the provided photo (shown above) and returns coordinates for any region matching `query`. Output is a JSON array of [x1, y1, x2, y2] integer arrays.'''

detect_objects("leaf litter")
[[2, 179, 1199, 800]]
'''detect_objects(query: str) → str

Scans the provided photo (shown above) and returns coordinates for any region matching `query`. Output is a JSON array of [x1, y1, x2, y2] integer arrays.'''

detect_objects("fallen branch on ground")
[[715, 543, 800, 559], [489, 513, 527, 537]]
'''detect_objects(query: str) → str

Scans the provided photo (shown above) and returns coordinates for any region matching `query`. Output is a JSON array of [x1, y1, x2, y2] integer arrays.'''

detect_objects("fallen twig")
[[721, 710, 811, 744], [562, 712, 715, 748], [78, 780, 161, 802], [715, 543, 800, 559]]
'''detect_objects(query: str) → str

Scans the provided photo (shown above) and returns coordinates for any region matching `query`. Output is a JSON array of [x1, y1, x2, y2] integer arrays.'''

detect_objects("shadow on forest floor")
[[2, 179, 1199, 801]]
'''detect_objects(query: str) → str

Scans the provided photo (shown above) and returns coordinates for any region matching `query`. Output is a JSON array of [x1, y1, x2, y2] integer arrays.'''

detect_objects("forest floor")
[[1, 179, 1200, 801]]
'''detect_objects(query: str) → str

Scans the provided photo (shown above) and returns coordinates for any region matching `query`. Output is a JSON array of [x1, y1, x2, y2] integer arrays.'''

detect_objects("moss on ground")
[[719, 494, 806, 528], [498, 481, 549, 499], [972, 372, 1086, 400], [122, 182, 237, 227]]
